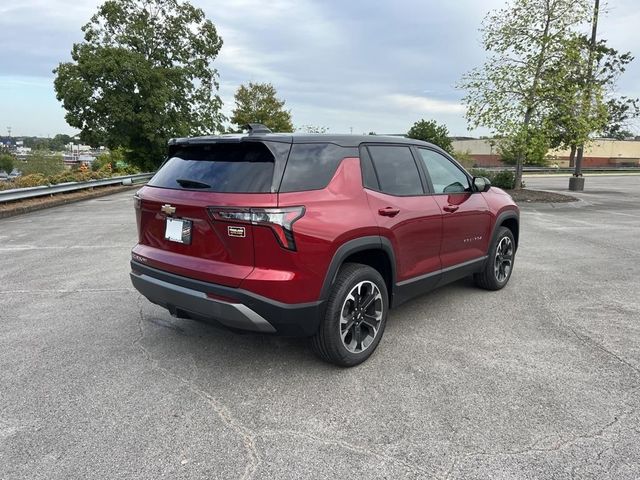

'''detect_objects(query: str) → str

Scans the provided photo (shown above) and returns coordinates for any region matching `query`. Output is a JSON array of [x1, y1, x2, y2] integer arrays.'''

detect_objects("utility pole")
[[569, 0, 599, 191]]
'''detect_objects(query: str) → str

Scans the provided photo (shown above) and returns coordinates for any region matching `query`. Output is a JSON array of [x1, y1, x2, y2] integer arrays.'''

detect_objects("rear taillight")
[[209, 206, 305, 251], [133, 194, 142, 242]]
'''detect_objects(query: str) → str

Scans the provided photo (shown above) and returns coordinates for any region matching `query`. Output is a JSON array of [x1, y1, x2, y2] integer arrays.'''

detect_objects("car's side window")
[[418, 149, 470, 194], [359, 146, 379, 190], [367, 145, 424, 196], [280, 143, 358, 192]]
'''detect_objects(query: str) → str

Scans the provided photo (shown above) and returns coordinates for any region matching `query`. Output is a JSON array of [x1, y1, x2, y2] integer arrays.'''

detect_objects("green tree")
[[406, 119, 453, 154], [546, 35, 635, 163], [22, 137, 52, 150], [230, 83, 294, 132], [601, 97, 639, 140], [459, 0, 591, 188], [497, 126, 550, 167], [21, 152, 65, 177], [0, 153, 14, 174], [54, 0, 224, 170], [49, 134, 73, 151]]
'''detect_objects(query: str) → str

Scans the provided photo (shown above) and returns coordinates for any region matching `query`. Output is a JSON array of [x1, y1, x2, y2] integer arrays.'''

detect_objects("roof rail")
[[243, 123, 272, 135]]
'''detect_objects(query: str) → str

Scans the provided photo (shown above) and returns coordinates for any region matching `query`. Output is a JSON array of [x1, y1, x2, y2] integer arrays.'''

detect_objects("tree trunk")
[[569, 144, 577, 167], [514, 106, 534, 190], [575, 145, 584, 176], [514, 8, 553, 190]]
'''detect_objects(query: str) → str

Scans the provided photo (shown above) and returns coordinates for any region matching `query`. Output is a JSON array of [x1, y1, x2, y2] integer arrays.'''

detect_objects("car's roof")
[[168, 133, 437, 149]]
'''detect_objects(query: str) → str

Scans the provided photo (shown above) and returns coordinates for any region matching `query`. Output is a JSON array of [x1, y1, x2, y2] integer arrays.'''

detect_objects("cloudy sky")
[[0, 0, 638, 137]]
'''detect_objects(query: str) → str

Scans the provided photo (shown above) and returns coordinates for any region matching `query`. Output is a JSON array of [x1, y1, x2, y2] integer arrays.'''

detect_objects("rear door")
[[416, 148, 491, 267], [361, 144, 442, 284], [134, 140, 289, 287]]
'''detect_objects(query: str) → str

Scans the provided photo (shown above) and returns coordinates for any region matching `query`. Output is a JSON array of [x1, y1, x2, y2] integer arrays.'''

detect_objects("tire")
[[312, 263, 389, 367], [474, 226, 516, 290]]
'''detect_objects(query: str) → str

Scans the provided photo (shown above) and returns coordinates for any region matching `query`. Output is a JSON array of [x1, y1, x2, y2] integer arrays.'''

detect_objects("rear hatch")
[[134, 139, 290, 287]]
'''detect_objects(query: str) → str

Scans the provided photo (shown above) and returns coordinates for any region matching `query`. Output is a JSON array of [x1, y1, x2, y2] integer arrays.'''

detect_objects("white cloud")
[[1, 0, 638, 136], [385, 94, 465, 114]]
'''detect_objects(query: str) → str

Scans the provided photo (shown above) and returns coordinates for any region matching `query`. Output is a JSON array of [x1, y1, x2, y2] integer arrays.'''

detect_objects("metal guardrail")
[[0, 173, 154, 204]]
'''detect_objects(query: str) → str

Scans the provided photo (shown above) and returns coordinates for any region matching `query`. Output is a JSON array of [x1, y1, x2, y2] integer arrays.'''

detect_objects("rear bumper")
[[130, 261, 324, 336]]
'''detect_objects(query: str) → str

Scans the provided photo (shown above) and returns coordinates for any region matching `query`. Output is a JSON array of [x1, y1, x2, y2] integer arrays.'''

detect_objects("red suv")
[[130, 124, 519, 366]]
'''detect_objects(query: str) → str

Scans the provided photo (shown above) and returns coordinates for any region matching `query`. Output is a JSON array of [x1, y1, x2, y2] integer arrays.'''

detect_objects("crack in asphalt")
[[441, 286, 640, 479], [442, 408, 637, 478], [133, 309, 439, 480], [540, 289, 640, 378], [133, 308, 260, 480], [260, 429, 433, 478], [566, 326, 640, 376]]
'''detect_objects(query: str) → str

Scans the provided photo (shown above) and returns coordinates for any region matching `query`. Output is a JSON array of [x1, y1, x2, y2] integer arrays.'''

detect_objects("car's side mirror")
[[473, 176, 491, 192]]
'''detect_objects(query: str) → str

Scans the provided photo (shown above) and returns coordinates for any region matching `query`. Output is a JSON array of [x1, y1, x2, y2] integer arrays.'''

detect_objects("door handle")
[[443, 205, 459, 213], [378, 207, 400, 217]]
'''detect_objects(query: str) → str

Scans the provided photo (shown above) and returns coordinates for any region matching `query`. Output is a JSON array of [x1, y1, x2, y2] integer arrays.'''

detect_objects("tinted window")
[[418, 149, 470, 194], [368, 146, 423, 196], [280, 143, 357, 192], [149, 143, 275, 193], [359, 146, 379, 190]]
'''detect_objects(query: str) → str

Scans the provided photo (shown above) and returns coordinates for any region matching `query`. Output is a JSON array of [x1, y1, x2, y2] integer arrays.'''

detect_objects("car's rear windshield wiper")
[[176, 178, 211, 189]]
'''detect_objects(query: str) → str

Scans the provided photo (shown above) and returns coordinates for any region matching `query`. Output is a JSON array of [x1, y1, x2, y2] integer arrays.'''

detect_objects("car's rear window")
[[149, 143, 275, 193]]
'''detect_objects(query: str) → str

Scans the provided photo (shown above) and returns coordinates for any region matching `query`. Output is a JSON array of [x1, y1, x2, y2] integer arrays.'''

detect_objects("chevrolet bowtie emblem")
[[161, 204, 176, 215]]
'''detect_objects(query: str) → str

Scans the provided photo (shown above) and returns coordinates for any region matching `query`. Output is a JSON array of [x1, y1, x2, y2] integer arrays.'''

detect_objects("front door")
[[361, 145, 443, 283], [416, 148, 491, 268]]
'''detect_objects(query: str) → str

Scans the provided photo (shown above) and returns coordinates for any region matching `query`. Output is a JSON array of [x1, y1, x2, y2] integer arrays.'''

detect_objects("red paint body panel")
[[133, 186, 276, 287], [432, 192, 492, 267], [364, 189, 442, 282], [251, 157, 379, 303]]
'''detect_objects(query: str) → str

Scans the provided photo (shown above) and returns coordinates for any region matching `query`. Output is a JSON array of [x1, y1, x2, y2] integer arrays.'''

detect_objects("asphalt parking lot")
[[1, 175, 639, 479]]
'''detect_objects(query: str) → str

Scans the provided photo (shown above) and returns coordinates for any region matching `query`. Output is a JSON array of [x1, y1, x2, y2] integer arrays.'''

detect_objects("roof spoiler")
[[242, 123, 272, 135]]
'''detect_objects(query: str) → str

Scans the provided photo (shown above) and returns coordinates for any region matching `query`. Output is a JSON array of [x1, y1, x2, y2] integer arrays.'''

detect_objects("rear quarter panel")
[[243, 157, 378, 303]]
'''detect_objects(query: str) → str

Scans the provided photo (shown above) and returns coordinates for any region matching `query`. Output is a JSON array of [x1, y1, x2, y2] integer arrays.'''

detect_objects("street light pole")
[[570, 0, 599, 191]]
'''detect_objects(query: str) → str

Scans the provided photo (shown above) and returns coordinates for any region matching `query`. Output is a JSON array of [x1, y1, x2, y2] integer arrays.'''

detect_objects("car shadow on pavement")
[[135, 276, 480, 372], [137, 304, 325, 373]]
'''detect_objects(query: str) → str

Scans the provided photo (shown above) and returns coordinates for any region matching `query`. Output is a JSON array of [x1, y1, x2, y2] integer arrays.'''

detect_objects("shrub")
[[490, 170, 517, 189], [48, 171, 78, 184], [13, 174, 48, 188], [470, 169, 523, 190], [91, 147, 139, 174]]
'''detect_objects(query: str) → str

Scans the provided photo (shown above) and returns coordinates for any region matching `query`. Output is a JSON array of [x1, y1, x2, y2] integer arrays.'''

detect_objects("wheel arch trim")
[[319, 236, 397, 301], [492, 210, 519, 250]]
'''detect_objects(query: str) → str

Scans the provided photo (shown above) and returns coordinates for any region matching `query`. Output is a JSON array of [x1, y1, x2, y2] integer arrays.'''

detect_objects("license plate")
[[165, 217, 192, 244]]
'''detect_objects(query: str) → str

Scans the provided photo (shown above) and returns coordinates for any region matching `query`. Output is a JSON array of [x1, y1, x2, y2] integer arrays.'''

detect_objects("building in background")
[[452, 138, 640, 168]]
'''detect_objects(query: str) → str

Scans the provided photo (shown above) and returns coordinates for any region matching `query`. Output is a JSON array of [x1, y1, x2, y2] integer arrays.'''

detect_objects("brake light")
[[209, 206, 305, 251]]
